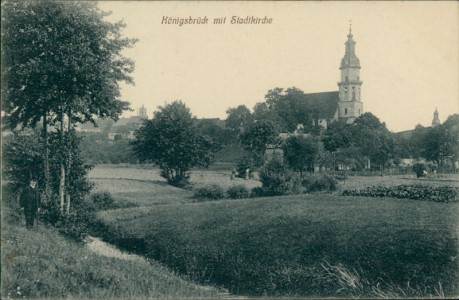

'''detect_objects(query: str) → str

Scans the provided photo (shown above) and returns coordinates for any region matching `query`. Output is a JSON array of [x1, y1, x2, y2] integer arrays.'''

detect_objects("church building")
[[301, 26, 363, 129]]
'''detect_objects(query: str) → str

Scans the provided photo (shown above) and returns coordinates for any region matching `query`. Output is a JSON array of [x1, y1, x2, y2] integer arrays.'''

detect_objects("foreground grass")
[[98, 193, 459, 297], [1, 205, 222, 299]]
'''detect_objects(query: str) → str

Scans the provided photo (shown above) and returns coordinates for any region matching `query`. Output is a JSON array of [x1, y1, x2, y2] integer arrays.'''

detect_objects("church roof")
[[300, 91, 339, 119]]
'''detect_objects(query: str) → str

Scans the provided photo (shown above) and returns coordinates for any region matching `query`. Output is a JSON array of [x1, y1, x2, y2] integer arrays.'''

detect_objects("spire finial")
[[349, 20, 352, 34]]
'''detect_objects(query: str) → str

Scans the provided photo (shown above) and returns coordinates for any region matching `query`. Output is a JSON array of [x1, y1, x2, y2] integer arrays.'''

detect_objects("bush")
[[91, 191, 116, 210], [56, 212, 93, 242], [39, 198, 62, 226], [236, 155, 255, 179], [342, 185, 459, 203], [412, 163, 427, 178], [251, 187, 266, 198], [227, 185, 250, 199], [259, 156, 302, 196], [302, 174, 338, 193], [193, 184, 226, 200]]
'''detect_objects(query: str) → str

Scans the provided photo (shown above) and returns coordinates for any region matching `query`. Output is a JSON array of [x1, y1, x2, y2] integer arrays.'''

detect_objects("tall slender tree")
[[2, 1, 136, 213]]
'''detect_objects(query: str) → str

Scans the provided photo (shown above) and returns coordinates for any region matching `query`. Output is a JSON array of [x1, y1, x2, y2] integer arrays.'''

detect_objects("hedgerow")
[[193, 184, 226, 200], [302, 174, 338, 193], [227, 185, 251, 199], [342, 185, 458, 203]]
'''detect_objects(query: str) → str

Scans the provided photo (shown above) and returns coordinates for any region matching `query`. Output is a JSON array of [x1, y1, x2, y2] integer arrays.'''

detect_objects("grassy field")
[[1, 187, 223, 299], [91, 165, 459, 298]]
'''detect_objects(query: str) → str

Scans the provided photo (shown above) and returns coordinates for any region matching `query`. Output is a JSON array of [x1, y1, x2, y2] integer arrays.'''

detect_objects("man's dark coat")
[[20, 185, 40, 228]]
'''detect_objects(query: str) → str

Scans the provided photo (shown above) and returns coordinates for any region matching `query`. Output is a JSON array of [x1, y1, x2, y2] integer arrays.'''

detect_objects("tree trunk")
[[65, 111, 72, 215], [59, 110, 65, 214], [43, 113, 51, 202]]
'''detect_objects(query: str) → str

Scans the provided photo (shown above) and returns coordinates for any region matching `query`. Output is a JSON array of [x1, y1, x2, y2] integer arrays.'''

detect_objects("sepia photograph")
[[1, 1, 458, 299]]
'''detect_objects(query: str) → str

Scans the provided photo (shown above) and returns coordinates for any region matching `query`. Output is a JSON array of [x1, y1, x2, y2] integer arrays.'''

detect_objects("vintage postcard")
[[2, 1, 458, 299]]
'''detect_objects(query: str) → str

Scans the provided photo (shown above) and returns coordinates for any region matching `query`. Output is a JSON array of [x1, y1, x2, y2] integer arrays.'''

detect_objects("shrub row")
[[193, 184, 250, 200], [194, 174, 338, 201], [302, 175, 338, 193], [342, 185, 459, 203]]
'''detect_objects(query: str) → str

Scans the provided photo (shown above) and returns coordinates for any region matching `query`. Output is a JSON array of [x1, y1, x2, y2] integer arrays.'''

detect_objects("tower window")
[[345, 108, 348, 115], [357, 76, 359, 81], [352, 92, 355, 101], [358, 109, 361, 114], [345, 76, 348, 82]]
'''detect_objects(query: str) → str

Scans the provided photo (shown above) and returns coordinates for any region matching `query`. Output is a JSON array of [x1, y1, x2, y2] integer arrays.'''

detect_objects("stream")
[[84, 235, 241, 299], [84, 235, 147, 262]]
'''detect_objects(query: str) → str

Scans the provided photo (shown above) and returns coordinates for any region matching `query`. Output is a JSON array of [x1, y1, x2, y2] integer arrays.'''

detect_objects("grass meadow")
[[1, 185, 223, 299], [91, 165, 459, 298]]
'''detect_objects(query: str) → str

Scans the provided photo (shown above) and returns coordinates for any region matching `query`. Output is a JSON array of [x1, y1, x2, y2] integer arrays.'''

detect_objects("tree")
[[392, 133, 412, 162], [441, 114, 459, 166], [2, 131, 44, 191], [322, 121, 353, 152], [323, 121, 358, 172], [196, 119, 233, 149], [351, 113, 395, 172], [239, 120, 278, 166], [408, 124, 429, 158], [282, 135, 318, 176], [2, 1, 135, 213], [225, 105, 253, 133], [3, 130, 93, 210], [252, 101, 279, 124], [424, 114, 459, 169], [263, 87, 317, 133], [131, 101, 217, 187], [258, 154, 302, 196], [322, 113, 395, 172]]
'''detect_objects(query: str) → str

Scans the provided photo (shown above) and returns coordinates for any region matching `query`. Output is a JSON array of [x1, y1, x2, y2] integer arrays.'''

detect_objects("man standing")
[[20, 179, 40, 230]]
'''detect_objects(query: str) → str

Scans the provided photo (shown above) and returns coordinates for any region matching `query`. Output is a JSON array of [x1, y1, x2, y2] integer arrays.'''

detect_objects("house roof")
[[300, 91, 339, 119], [112, 116, 143, 127], [77, 118, 114, 131]]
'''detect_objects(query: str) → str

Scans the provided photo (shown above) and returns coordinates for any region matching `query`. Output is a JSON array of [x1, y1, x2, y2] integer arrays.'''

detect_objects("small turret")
[[431, 108, 440, 127]]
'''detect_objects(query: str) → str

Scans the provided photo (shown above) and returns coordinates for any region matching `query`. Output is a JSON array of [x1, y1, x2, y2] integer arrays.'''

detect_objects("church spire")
[[341, 22, 360, 70]]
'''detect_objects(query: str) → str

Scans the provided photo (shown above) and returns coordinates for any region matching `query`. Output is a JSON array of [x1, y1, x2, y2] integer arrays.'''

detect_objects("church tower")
[[431, 107, 440, 127], [138, 105, 147, 119], [337, 25, 363, 123]]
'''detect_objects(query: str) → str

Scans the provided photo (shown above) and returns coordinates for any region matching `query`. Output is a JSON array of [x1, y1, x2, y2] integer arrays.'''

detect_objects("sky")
[[98, 1, 458, 132]]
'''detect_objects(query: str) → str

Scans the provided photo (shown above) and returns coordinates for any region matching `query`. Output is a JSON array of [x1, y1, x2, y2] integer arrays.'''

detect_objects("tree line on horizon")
[[130, 87, 459, 187]]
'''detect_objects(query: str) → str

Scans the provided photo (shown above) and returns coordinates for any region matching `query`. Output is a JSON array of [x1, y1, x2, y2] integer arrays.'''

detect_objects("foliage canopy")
[[1, 0, 136, 128], [132, 101, 217, 186]]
